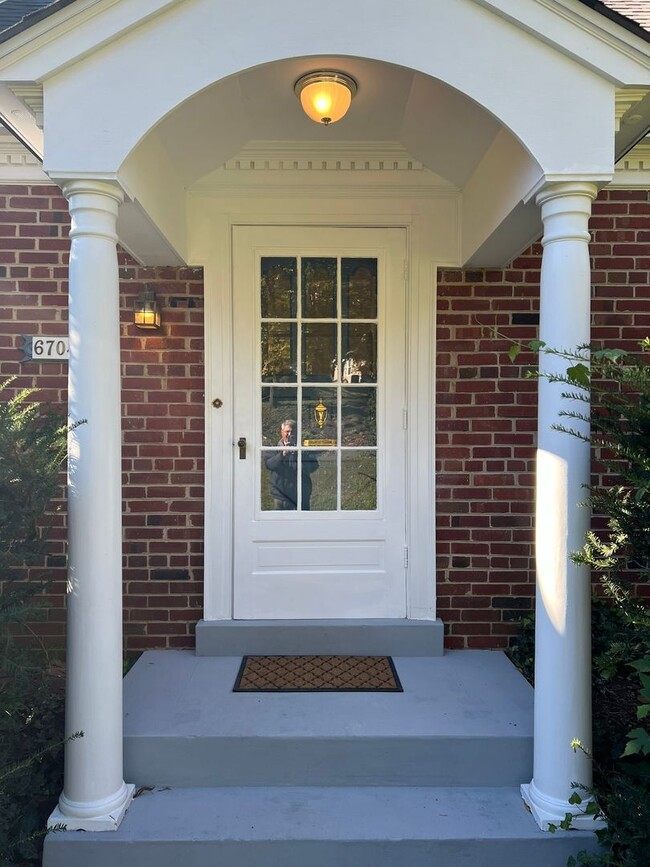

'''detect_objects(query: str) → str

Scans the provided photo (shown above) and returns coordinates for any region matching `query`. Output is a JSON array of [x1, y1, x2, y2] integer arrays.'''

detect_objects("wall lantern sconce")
[[134, 287, 161, 330], [294, 71, 357, 126]]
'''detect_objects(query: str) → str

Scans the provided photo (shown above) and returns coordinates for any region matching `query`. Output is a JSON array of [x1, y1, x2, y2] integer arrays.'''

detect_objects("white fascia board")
[[472, 0, 650, 85], [0, 0, 183, 81]]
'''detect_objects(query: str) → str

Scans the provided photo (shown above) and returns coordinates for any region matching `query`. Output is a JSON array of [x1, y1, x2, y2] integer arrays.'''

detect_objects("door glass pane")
[[302, 323, 336, 381], [261, 387, 297, 447], [342, 258, 377, 319], [261, 257, 297, 319], [258, 251, 379, 514], [341, 323, 377, 383], [341, 451, 377, 511], [308, 451, 336, 511], [301, 387, 338, 446], [302, 257, 337, 319], [342, 387, 376, 447], [261, 323, 296, 382], [262, 447, 298, 511]]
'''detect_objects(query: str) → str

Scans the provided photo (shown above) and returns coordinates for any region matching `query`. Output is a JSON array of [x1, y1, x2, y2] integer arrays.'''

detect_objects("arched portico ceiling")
[[117, 55, 540, 266], [148, 58, 503, 190]]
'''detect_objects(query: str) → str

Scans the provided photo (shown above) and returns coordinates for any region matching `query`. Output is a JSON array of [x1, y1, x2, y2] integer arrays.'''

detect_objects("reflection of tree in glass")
[[309, 451, 337, 511], [342, 259, 377, 319], [302, 258, 337, 319], [342, 387, 376, 447], [261, 323, 296, 381], [341, 451, 377, 510], [261, 258, 296, 318], [302, 324, 336, 381]]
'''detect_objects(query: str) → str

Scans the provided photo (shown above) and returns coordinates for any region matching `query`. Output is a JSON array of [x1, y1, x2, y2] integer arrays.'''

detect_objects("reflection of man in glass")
[[264, 419, 317, 510]]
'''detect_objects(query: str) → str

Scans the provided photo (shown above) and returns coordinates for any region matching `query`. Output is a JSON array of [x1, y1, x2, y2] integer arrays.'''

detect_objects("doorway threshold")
[[195, 618, 444, 657]]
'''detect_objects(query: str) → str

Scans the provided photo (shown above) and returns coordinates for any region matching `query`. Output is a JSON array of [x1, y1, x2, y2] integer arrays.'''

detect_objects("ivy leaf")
[[528, 339, 546, 352], [568, 792, 583, 805], [566, 363, 590, 387], [622, 728, 650, 757], [593, 348, 628, 362], [508, 344, 521, 363], [630, 658, 650, 674]]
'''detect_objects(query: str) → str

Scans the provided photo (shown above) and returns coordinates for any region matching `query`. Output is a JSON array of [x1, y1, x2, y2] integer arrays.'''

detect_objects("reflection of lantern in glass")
[[314, 399, 328, 429]]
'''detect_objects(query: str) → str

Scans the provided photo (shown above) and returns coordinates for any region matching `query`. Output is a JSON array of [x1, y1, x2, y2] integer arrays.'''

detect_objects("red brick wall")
[[0, 184, 205, 654], [436, 188, 650, 648], [0, 184, 648, 653], [119, 261, 205, 652]]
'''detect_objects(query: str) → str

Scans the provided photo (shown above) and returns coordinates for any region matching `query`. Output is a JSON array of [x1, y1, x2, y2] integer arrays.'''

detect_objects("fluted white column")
[[48, 179, 134, 831], [521, 181, 601, 830]]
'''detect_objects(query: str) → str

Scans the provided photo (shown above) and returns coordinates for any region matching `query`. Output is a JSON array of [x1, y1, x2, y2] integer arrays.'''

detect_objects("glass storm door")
[[232, 227, 407, 619]]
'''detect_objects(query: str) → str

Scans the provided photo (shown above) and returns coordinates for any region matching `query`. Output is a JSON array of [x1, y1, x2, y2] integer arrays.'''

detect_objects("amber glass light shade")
[[294, 72, 357, 125], [134, 288, 161, 330]]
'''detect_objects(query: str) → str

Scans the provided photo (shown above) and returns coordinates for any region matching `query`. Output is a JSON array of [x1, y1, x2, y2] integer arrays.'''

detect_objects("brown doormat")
[[233, 655, 403, 692]]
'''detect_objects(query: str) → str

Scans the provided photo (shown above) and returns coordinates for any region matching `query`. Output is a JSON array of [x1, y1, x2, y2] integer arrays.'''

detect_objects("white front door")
[[232, 226, 407, 619]]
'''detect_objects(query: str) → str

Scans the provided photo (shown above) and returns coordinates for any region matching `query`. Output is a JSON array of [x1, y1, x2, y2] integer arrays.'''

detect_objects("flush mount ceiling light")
[[294, 71, 358, 125]]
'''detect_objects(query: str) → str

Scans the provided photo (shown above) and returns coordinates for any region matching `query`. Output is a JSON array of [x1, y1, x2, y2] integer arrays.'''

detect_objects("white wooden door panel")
[[232, 226, 407, 619]]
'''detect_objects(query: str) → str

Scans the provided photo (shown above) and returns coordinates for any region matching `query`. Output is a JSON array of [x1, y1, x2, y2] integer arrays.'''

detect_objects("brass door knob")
[[237, 437, 247, 459]]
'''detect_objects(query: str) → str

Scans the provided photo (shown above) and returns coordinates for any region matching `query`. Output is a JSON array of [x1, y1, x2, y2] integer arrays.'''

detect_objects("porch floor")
[[44, 649, 601, 866], [122, 649, 534, 787]]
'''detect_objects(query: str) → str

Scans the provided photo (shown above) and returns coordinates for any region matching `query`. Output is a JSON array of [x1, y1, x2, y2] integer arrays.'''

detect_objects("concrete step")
[[195, 618, 444, 656], [43, 785, 601, 867], [123, 650, 534, 787]]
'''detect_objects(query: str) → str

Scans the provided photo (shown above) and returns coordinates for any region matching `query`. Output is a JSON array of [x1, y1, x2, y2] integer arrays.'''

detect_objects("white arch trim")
[[33, 0, 617, 176]]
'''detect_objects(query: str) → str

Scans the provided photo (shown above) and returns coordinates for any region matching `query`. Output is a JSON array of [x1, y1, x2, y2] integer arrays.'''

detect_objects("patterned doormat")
[[233, 655, 403, 692]]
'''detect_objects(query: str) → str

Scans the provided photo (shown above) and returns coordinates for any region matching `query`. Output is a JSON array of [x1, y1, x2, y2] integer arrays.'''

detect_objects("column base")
[[521, 782, 606, 832], [48, 782, 135, 832]]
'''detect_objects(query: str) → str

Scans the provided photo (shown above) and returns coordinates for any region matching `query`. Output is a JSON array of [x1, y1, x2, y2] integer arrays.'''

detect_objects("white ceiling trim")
[[610, 139, 650, 186], [222, 142, 425, 173]]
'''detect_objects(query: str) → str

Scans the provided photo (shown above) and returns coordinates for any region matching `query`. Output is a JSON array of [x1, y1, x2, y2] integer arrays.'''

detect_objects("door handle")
[[237, 436, 247, 459]]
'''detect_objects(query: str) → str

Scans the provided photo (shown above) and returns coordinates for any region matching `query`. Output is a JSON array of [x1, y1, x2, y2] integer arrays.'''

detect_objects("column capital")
[[61, 177, 125, 206], [535, 180, 598, 209], [536, 181, 598, 247], [62, 179, 124, 244]]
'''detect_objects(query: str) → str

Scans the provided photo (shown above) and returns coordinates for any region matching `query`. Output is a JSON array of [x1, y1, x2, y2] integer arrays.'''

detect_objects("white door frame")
[[201, 207, 440, 622]]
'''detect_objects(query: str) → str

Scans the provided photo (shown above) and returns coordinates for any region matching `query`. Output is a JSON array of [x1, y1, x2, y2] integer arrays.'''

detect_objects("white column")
[[521, 181, 601, 830], [48, 179, 134, 831]]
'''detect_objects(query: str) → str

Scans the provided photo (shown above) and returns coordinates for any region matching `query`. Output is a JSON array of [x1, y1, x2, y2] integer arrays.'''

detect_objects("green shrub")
[[510, 342, 650, 867], [0, 381, 68, 866]]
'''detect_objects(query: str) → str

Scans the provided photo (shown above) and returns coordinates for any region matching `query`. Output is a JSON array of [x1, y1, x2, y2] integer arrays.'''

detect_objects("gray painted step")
[[124, 650, 533, 787], [43, 785, 601, 867], [196, 618, 444, 656]]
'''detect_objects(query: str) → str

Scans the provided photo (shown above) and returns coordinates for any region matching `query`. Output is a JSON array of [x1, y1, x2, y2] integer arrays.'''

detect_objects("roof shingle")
[[599, 0, 650, 30]]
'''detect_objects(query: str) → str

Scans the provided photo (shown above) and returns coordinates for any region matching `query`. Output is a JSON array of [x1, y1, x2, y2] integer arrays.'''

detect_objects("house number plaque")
[[21, 336, 69, 362]]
